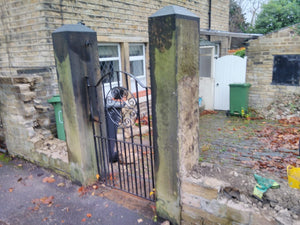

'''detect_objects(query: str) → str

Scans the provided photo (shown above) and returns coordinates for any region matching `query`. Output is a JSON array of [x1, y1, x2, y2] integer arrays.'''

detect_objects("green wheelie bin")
[[48, 95, 66, 141], [229, 83, 251, 116]]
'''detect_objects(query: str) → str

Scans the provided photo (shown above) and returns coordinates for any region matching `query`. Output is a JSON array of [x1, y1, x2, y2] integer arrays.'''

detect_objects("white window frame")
[[98, 43, 122, 84], [129, 43, 146, 79], [200, 46, 215, 78]]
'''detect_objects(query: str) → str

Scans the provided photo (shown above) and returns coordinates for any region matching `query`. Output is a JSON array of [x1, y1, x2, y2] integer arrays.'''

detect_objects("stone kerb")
[[149, 5, 200, 225]]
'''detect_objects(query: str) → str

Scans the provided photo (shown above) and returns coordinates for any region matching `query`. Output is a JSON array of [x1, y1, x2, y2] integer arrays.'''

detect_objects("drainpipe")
[[208, 0, 212, 41]]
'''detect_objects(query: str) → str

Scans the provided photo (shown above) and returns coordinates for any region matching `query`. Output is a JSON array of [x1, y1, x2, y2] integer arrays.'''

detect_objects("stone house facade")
[[0, 0, 230, 162], [246, 25, 300, 119]]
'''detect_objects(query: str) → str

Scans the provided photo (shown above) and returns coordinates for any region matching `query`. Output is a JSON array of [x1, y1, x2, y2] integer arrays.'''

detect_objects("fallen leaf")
[[0, 164, 2, 167], [43, 217, 48, 221], [78, 186, 88, 196], [17, 164, 22, 167], [96, 174, 100, 180], [40, 196, 54, 205], [9, 188, 13, 192], [92, 185, 98, 190], [81, 218, 86, 222], [137, 218, 143, 223], [17, 177, 22, 182], [28, 175, 33, 179], [57, 183, 65, 187], [43, 177, 56, 183], [61, 220, 65, 223], [86, 213, 92, 218]]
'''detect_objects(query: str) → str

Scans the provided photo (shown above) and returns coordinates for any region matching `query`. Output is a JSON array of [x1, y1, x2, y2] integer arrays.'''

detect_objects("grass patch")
[[0, 153, 11, 163]]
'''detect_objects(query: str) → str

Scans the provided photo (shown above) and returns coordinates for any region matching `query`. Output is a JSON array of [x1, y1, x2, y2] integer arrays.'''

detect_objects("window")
[[214, 44, 220, 58], [129, 44, 146, 78], [98, 44, 121, 83], [200, 47, 214, 78], [272, 55, 300, 86]]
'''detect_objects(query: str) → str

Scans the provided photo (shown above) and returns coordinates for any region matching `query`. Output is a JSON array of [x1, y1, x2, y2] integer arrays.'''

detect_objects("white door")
[[199, 46, 215, 110], [214, 55, 247, 110]]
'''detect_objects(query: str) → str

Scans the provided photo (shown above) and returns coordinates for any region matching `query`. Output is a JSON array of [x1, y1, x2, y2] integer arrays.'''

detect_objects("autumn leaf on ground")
[[57, 183, 65, 187], [81, 218, 86, 222], [9, 188, 13, 192], [40, 196, 54, 205], [0, 164, 2, 167], [86, 213, 92, 218], [42, 177, 56, 183], [78, 186, 87, 196], [137, 218, 143, 223]]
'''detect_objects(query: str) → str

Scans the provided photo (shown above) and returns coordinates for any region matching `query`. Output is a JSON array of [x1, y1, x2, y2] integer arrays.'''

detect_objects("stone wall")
[[246, 26, 300, 118], [181, 163, 300, 225], [0, 75, 68, 172]]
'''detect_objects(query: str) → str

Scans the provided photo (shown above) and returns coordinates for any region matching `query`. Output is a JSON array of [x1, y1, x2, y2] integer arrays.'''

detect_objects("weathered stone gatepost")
[[52, 24, 100, 184], [149, 6, 200, 224]]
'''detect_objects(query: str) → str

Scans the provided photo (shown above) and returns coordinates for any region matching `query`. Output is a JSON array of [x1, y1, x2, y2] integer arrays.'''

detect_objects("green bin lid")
[[48, 95, 61, 103], [229, 83, 251, 87]]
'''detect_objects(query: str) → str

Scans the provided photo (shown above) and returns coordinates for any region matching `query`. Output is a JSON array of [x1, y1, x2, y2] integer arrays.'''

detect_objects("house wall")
[[0, 0, 229, 169], [246, 26, 300, 118]]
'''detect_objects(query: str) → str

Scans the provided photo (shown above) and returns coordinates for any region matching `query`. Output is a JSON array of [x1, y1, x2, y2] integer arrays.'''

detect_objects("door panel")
[[214, 55, 247, 110]]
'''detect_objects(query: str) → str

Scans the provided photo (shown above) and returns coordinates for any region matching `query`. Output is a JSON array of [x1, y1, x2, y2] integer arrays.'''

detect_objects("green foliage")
[[233, 48, 246, 58], [250, 0, 300, 34], [229, 0, 249, 32], [0, 153, 11, 163]]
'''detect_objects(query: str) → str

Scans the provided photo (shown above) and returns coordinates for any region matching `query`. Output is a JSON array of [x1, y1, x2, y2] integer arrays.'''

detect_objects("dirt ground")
[[197, 111, 300, 222], [199, 111, 300, 180], [196, 112, 300, 224]]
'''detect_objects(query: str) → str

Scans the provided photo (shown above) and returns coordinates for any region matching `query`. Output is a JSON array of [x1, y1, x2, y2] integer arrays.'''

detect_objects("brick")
[[181, 182, 218, 200], [181, 205, 230, 225], [0, 77, 13, 84], [13, 84, 31, 93], [20, 92, 36, 102], [23, 104, 36, 117]]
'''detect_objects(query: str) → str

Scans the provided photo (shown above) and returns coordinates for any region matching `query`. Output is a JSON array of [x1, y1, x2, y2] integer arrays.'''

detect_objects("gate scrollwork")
[[105, 87, 137, 128]]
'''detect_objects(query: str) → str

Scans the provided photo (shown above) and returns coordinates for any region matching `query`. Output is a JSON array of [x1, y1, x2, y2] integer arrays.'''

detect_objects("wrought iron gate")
[[86, 71, 155, 201]]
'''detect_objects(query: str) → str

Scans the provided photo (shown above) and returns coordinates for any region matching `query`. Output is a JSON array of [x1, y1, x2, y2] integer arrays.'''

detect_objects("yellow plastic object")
[[287, 165, 300, 189]]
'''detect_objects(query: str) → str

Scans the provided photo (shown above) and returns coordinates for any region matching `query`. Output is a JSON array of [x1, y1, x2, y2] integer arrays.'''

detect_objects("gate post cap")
[[52, 23, 96, 34], [149, 5, 198, 18]]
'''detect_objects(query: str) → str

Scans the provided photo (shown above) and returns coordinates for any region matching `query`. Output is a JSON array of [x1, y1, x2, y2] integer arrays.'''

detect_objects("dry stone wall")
[[246, 26, 300, 119]]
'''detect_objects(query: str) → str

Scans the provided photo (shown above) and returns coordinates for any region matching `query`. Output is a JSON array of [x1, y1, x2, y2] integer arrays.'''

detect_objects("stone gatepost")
[[52, 24, 100, 184], [149, 6, 200, 224]]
